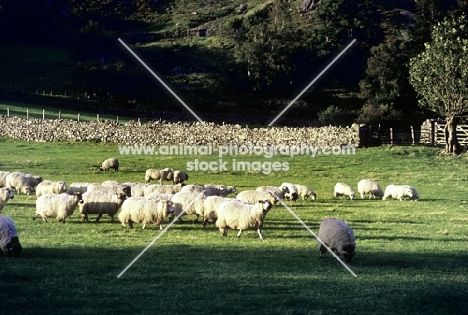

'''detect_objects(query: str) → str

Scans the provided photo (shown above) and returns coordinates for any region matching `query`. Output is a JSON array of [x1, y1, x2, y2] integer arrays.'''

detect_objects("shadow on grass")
[[2, 244, 468, 315]]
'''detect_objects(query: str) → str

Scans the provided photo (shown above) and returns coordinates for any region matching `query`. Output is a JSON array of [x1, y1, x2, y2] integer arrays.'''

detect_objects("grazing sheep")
[[87, 183, 132, 197], [0, 215, 22, 257], [357, 179, 384, 199], [237, 189, 279, 206], [118, 197, 175, 229], [382, 184, 419, 201], [173, 170, 189, 184], [5, 172, 42, 195], [79, 191, 127, 222], [0, 171, 10, 187], [182, 184, 227, 197], [144, 183, 183, 195], [0, 187, 14, 213], [144, 168, 174, 184], [255, 184, 290, 200], [100, 158, 119, 172], [293, 184, 316, 201], [145, 192, 174, 201], [102, 180, 120, 186], [202, 195, 236, 226], [202, 184, 227, 196], [67, 182, 92, 194], [221, 185, 238, 196], [170, 191, 206, 222], [334, 183, 355, 200], [35, 180, 67, 197], [180, 184, 204, 194], [24, 173, 43, 188], [216, 200, 273, 240], [280, 182, 299, 201], [33, 193, 84, 223], [318, 217, 356, 262], [129, 183, 149, 197]]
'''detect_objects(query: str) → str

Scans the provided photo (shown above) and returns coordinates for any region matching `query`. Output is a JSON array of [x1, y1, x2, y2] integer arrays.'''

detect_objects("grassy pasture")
[[1, 138, 468, 315]]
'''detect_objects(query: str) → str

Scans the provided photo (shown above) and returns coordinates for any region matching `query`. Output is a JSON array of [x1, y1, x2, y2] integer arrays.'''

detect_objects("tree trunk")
[[444, 117, 462, 155]]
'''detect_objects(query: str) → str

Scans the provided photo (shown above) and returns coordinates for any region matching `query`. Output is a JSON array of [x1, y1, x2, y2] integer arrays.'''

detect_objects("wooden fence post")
[[42, 109, 45, 120], [411, 126, 415, 145], [390, 128, 393, 145], [77, 113, 80, 122], [97, 114, 100, 122], [6, 107, 9, 117], [58, 111, 61, 119], [26, 109, 29, 120]]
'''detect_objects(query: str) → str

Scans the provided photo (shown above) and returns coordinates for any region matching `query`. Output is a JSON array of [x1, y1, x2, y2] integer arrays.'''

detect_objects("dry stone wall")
[[0, 116, 360, 147]]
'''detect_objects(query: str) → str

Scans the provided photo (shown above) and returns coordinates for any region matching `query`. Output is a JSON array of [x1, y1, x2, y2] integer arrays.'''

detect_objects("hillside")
[[0, 0, 465, 126]]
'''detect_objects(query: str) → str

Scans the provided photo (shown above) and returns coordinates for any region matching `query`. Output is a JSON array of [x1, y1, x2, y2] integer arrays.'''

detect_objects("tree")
[[409, 14, 468, 155], [232, 1, 299, 90], [358, 39, 417, 126]]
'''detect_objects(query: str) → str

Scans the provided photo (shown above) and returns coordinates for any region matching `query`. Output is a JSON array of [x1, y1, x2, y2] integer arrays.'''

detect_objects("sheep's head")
[[339, 243, 356, 263], [4, 188, 14, 199], [6, 237, 22, 258]]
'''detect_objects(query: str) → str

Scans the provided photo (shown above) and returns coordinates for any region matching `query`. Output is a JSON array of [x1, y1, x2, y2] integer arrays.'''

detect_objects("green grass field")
[[1, 138, 468, 315]]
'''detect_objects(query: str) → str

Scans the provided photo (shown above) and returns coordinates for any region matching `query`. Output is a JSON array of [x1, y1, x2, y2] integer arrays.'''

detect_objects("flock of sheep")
[[0, 158, 419, 263]]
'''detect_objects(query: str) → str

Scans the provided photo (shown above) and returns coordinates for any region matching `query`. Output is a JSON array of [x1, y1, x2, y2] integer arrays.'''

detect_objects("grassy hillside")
[[1, 139, 468, 314]]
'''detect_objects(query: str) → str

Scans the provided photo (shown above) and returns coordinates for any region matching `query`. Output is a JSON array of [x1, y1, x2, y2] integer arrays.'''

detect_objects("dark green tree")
[[232, 1, 302, 90], [409, 14, 468, 155]]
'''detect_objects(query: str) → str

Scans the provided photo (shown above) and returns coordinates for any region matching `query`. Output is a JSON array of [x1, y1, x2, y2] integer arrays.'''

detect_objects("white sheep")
[[202, 184, 227, 196], [317, 217, 356, 262], [382, 184, 419, 201], [79, 191, 128, 222], [144, 168, 173, 184], [100, 158, 119, 171], [170, 191, 206, 222], [35, 180, 67, 197], [237, 189, 278, 206], [118, 197, 175, 229], [102, 180, 120, 186], [33, 193, 84, 223], [173, 170, 189, 184], [280, 182, 299, 201], [5, 172, 42, 195], [87, 183, 132, 197], [67, 182, 92, 194], [0, 171, 10, 187], [255, 184, 290, 200], [202, 195, 236, 226], [0, 215, 22, 257], [145, 183, 183, 195], [0, 187, 14, 213], [293, 184, 316, 201], [180, 184, 204, 194], [130, 183, 149, 197], [216, 199, 273, 240], [357, 179, 384, 199], [145, 192, 174, 201], [334, 182, 355, 200]]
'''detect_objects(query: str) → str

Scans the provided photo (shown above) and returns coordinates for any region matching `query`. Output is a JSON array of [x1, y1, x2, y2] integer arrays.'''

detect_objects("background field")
[[1, 138, 468, 315]]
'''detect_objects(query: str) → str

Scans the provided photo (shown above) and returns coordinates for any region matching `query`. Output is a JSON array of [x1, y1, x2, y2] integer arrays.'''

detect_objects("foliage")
[[409, 14, 468, 120], [356, 102, 402, 127], [317, 105, 351, 126], [231, 1, 302, 90]]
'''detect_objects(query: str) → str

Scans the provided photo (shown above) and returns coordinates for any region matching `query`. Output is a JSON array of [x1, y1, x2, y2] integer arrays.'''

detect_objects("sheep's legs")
[[256, 229, 264, 240], [236, 229, 243, 238]]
